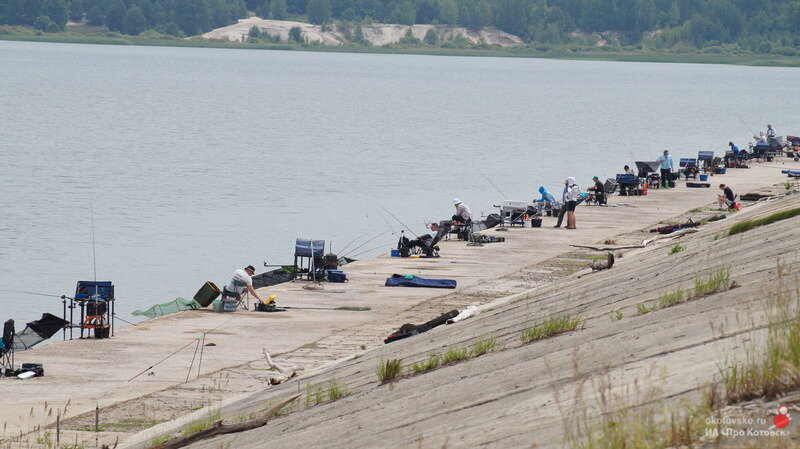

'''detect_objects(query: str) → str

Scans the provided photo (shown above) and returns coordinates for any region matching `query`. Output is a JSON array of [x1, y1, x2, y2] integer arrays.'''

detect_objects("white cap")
[[453, 198, 461, 205]]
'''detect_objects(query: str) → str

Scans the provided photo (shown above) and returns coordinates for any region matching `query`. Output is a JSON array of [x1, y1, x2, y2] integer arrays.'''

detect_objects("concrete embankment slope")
[[125, 179, 800, 446]]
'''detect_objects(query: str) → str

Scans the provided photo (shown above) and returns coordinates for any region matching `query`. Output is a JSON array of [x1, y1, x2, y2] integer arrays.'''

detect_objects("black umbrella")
[[635, 161, 661, 174], [11, 313, 68, 351]]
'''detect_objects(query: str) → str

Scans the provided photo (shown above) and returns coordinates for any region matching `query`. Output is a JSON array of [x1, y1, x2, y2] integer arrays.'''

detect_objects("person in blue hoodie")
[[656, 149, 674, 188], [537, 186, 556, 203]]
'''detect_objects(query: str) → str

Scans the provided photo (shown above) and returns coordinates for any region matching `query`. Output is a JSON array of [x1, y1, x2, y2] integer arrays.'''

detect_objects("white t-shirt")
[[225, 269, 252, 295]]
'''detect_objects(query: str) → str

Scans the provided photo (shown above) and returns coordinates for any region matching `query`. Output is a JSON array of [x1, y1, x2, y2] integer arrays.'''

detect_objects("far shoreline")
[[3, 33, 800, 68]]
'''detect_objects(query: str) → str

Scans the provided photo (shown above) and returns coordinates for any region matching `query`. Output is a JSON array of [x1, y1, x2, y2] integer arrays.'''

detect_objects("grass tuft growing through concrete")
[[411, 354, 441, 373], [669, 243, 685, 254], [520, 314, 584, 343], [726, 207, 800, 237], [721, 267, 800, 403], [377, 358, 404, 383], [636, 266, 733, 315]]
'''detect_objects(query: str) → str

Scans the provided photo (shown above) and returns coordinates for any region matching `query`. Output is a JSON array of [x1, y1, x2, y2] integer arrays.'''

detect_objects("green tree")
[[68, 0, 85, 21], [288, 24, 303, 41], [123, 5, 147, 34], [424, 26, 438, 44], [307, 0, 331, 24], [393, 0, 416, 25], [33, 14, 61, 32], [437, 0, 458, 25], [85, 4, 105, 25], [269, 0, 288, 18], [468, 0, 492, 30], [105, 0, 126, 32], [40, 0, 69, 30], [248, 24, 261, 37]]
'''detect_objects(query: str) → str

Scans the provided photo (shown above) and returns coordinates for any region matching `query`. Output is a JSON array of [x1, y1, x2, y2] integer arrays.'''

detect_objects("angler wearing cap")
[[221, 265, 264, 309], [452, 198, 473, 226]]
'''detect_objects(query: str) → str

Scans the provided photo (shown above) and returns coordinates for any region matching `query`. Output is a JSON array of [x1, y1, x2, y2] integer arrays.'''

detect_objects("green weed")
[[377, 358, 403, 383], [520, 314, 585, 343], [180, 410, 221, 436], [669, 243, 685, 254], [610, 310, 624, 321], [441, 345, 470, 365], [411, 353, 441, 373], [693, 266, 732, 296], [471, 336, 497, 356], [726, 207, 800, 236]]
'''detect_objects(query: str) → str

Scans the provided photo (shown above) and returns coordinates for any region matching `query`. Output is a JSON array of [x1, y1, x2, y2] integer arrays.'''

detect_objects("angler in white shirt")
[[221, 265, 264, 308]]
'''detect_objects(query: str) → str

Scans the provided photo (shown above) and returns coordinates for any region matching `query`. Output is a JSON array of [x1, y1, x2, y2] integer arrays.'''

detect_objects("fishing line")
[[337, 232, 368, 256], [342, 229, 391, 258], [473, 167, 508, 199], [8, 290, 66, 299], [90, 199, 97, 282], [734, 113, 758, 139], [374, 208, 398, 236], [368, 200, 419, 238], [128, 315, 238, 381], [348, 242, 394, 259]]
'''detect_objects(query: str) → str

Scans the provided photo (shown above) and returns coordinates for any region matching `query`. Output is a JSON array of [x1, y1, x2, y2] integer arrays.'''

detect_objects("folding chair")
[[294, 239, 326, 281], [1, 320, 14, 374]]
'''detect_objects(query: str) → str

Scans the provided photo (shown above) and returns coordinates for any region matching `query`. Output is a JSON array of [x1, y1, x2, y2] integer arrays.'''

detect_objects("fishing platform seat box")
[[698, 151, 714, 161], [193, 281, 221, 308], [73, 281, 115, 339], [294, 239, 325, 280]]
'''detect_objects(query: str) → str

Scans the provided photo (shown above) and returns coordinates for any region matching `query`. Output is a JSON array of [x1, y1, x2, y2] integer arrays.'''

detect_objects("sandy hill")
[[201, 17, 524, 47], [116, 180, 800, 448]]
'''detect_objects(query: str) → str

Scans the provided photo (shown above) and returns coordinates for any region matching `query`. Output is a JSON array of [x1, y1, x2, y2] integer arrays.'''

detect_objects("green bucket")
[[194, 281, 221, 308]]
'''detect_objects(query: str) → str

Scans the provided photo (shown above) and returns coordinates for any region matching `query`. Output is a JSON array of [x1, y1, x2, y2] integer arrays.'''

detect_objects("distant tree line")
[[1, 0, 247, 36], [2, 0, 799, 52]]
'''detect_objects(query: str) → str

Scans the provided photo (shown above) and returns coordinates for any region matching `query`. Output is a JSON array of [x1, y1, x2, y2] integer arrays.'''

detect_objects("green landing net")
[[132, 297, 201, 319]]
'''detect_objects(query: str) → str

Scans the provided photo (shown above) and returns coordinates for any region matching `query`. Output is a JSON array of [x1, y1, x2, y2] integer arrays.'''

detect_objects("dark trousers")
[[660, 169, 671, 187], [555, 206, 567, 227]]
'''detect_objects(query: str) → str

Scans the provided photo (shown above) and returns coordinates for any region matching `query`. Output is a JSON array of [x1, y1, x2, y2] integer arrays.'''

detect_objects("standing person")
[[221, 265, 264, 310], [717, 184, 737, 209], [553, 180, 569, 228], [656, 149, 674, 188], [565, 177, 580, 230], [767, 124, 776, 139]]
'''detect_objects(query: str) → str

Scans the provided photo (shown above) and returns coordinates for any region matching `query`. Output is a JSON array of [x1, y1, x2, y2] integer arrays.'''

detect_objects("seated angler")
[[586, 176, 606, 205], [399, 222, 443, 257]]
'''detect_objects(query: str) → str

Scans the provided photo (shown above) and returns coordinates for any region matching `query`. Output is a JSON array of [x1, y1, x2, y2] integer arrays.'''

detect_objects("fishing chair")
[[680, 158, 698, 179], [698, 151, 715, 172], [71, 281, 114, 339], [400, 229, 445, 258], [294, 239, 326, 281], [1, 320, 14, 374], [616, 174, 639, 196]]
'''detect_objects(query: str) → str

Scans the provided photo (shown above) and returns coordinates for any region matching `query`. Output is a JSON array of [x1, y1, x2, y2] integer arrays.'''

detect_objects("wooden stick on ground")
[[148, 394, 301, 449], [569, 229, 698, 251]]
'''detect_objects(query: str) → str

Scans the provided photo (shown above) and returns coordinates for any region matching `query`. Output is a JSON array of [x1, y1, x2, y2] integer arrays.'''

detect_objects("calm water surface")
[[1, 41, 798, 327]]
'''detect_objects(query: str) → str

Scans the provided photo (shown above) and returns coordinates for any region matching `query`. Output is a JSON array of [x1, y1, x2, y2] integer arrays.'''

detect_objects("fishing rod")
[[374, 207, 398, 236], [734, 113, 759, 139], [369, 200, 419, 238], [282, 305, 371, 311], [342, 228, 392, 258], [337, 232, 368, 256], [348, 241, 394, 259], [128, 315, 238, 381], [474, 167, 508, 199], [617, 136, 639, 162]]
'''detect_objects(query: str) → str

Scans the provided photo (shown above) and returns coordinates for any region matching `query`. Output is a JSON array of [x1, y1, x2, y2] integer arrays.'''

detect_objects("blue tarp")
[[385, 275, 457, 289]]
